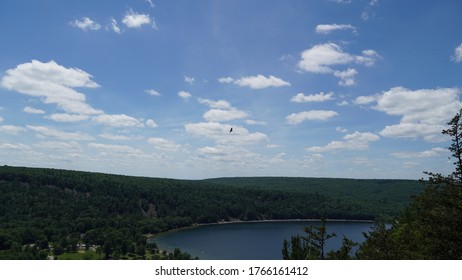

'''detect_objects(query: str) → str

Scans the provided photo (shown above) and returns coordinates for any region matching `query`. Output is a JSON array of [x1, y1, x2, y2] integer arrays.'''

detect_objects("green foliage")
[[282, 217, 355, 260], [205, 177, 423, 220], [356, 109, 462, 259], [0, 164, 422, 260]]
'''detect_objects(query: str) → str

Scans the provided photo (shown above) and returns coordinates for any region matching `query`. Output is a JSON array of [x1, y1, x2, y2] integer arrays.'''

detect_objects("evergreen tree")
[[357, 108, 462, 259]]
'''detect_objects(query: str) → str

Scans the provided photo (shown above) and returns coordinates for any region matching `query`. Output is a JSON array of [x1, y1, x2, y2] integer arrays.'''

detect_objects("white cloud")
[[70, 17, 101, 31], [286, 110, 338, 124], [92, 114, 143, 127], [27, 125, 93, 141], [218, 77, 234, 84], [99, 133, 132, 140], [337, 100, 349, 106], [306, 131, 379, 153], [46, 113, 89, 122], [122, 8, 152, 28], [365, 87, 462, 142], [451, 42, 462, 63], [0, 125, 26, 135], [145, 89, 161, 96], [245, 120, 267, 126], [0, 143, 30, 150], [23, 106, 45, 114], [356, 50, 381, 66], [334, 68, 358, 86], [354, 95, 377, 105], [146, 119, 158, 128], [89, 143, 143, 154], [315, 24, 356, 34], [298, 43, 380, 85], [391, 147, 446, 159], [218, 74, 290, 89], [336, 126, 348, 133], [291, 92, 334, 103], [178, 90, 192, 100], [146, 0, 155, 8], [0, 116, 3, 122], [298, 43, 354, 74], [108, 18, 122, 34], [33, 141, 82, 151], [0, 60, 102, 116], [203, 108, 249, 122], [185, 122, 268, 145], [197, 98, 231, 109], [184, 76, 195, 84], [148, 138, 180, 152], [330, 0, 352, 3]]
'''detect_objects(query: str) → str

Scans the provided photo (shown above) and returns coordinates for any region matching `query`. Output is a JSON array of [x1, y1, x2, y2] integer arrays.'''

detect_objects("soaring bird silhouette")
[[229, 127, 233, 133]]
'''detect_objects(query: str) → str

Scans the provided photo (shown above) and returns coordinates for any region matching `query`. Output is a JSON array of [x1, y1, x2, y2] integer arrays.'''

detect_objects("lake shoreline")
[[150, 220, 375, 259], [147, 218, 374, 241]]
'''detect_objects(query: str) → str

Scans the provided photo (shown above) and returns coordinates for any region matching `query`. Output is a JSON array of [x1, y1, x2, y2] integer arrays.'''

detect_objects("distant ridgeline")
[[0, 165, 423, 259]]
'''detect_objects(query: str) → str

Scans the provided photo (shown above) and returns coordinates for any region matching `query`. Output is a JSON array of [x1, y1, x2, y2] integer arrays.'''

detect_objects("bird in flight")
[[229, 127, 233, 133]]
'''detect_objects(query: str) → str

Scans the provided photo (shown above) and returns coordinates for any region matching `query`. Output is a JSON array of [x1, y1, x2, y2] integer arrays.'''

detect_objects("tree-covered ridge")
[[204, 177, 423, 219], [0, 165, 421, 259]]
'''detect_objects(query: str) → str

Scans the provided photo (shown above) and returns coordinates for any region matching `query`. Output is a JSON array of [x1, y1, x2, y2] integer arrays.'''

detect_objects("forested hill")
[[0, 165, 423, 259], [203, 177, 424, 219]]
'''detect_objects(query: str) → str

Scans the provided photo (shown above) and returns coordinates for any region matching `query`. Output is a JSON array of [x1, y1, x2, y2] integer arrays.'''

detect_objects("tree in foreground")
[[357, 109, 462, 259], [282, 216, 357, 260]]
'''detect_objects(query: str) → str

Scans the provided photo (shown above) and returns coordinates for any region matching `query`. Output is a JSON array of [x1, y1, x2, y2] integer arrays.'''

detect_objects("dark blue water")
[[152, 221, 372, 259]]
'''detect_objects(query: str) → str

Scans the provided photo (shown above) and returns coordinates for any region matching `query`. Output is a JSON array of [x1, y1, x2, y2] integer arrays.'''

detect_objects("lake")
[[151, 221, 373, 259]]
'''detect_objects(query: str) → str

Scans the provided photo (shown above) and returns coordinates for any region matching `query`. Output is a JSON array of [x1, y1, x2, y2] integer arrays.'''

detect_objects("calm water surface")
[[152, 221, 372, 259]]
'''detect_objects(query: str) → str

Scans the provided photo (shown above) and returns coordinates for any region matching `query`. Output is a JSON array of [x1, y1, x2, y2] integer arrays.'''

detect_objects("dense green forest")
[[205, 177, 422, 219], [0, 165, 422, 259]]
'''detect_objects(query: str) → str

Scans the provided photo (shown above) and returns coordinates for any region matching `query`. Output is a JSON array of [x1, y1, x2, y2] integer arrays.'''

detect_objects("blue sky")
[[1, 0, 462, 179]]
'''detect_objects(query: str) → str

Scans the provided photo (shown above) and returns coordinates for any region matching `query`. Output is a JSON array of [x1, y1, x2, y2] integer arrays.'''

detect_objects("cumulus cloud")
[[391, 147, 446, 159], [291, 92, 334, 103], [122, 8, 153, 28], [306, 131, 379, 153], [286, 110, 338, 124], [363, 87, 462, 142], [23, 106, 45, 114], [245, 120, 267, 126], [0, 125, 26, 135], [146, 119, 158, 128], [0, 60, 102, 116], [451, 42, 462, 63], [185, 122, 268, 145], [89, 143, 143, 155], [178, 90, 192, 100], [46, 113, 89, 122], [70, 17, 101, 31], [99, 133, 132, 140], [315, 24, 357, 34], [27, 125, 93, 141], [148, 137, 180, 152], [197, 98, 231, 109], [145, 89, 161, 96], [298, 43, 380, 85], [354, 95, 377, 105], [92, 114, 143, 127], [197, 97, 248, 122], [218, 74, 290, 89], [334, 68, 358, 86], [203, 108, 249, 122]]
